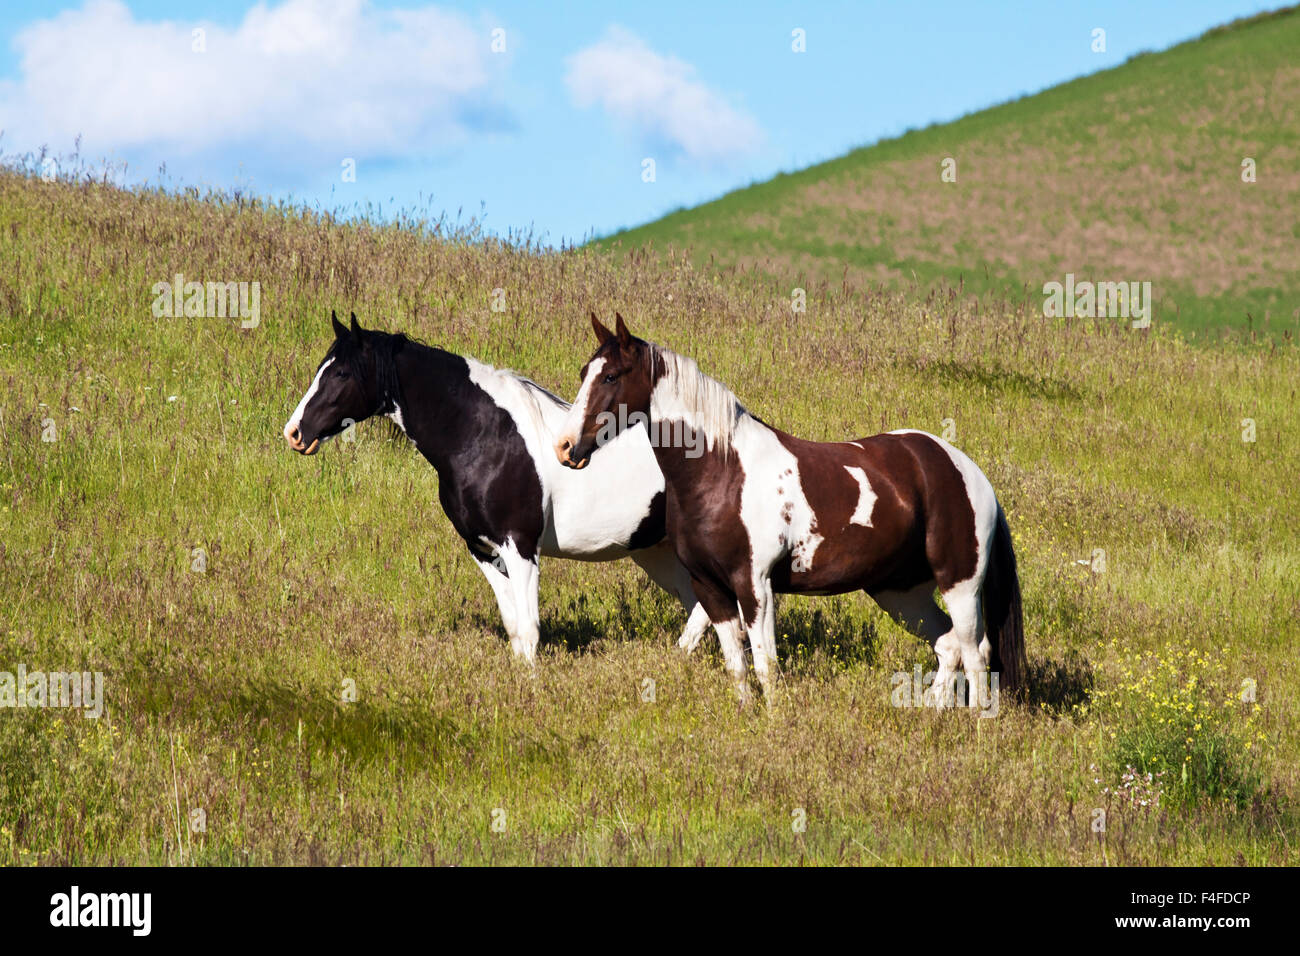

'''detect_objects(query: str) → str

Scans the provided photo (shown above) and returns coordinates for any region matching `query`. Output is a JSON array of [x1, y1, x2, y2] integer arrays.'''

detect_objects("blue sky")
[[0, 1, 1286, 245]]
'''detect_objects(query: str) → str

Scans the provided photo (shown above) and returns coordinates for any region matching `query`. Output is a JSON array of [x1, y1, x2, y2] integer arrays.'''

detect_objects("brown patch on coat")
[[765, 430, 977, 596]]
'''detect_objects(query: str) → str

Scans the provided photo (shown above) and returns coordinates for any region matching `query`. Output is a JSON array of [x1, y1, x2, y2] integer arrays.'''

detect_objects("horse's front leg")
[[743, 573, 780, 703], [473, 554, 518, 648], [497, 539, 541, 664], [688, 573, 750, 704]]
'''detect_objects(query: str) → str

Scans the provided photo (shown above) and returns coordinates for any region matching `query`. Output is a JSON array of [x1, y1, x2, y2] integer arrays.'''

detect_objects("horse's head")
[[283, 311, 394, 455], [555, 313, 654, 469]]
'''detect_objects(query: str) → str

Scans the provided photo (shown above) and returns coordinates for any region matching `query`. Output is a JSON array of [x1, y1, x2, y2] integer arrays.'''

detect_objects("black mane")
[[329, 328, 418, 417]]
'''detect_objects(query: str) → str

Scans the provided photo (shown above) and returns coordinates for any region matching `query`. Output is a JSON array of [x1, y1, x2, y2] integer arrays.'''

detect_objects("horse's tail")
[[984, 504, 1027, 700]]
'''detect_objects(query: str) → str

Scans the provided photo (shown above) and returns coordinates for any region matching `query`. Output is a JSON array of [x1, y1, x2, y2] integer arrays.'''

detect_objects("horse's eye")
[[603, 373, 618, 384]]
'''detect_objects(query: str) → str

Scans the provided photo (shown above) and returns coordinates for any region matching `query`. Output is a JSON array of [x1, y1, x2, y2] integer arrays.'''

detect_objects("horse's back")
[[758, 428, 994, 594]]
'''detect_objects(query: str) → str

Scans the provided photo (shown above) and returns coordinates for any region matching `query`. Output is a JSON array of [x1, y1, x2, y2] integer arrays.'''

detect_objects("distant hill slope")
[[596, 7, 1300, 336]]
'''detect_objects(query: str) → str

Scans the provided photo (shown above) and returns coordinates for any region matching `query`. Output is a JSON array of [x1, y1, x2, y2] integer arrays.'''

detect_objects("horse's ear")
[[591, 312, 614, 346], [614, 312, 632, 347], [331, 310, 348, 339], [349, 312, 363, 338]]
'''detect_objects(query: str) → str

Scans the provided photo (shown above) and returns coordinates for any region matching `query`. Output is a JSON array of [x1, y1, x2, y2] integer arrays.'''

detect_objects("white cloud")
[[0, 0, 509, 166], [564, 27, 762, 165]]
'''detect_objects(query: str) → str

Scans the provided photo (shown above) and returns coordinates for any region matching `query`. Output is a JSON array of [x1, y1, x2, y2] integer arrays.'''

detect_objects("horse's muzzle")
[[554, 436, 589, 470], [284, 423, 320, 456]]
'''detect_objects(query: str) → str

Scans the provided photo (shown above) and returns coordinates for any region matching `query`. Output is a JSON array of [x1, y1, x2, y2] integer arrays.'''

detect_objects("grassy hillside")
[[0, 167, 1297, 864], [597, 7, 1300, 338]]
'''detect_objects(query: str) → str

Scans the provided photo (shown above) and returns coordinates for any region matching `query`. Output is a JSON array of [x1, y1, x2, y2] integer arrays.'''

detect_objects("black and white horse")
[[556, 314, 1026, 706], [283, 312, 710, 661]]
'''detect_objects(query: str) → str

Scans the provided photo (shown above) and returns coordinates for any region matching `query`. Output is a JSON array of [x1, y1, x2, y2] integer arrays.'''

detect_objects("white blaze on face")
[[844, 466, 877, 527], [285, 357, 334, 436], [559, 356, 605, 450]]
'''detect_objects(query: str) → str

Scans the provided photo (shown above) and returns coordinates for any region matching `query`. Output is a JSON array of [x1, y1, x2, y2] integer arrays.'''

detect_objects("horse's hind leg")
[[677, 604, 712, 653], [939, 583, 987, 709], [871, 580, 951, 645], [629, 542, 712, 653], [870, 581, 961, 706]]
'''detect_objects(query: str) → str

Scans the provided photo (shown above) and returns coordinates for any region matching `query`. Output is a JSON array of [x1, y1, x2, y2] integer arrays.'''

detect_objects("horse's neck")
[[390, 346, 475, 469], [392, 347, 560, 471], [648, 409, 756, 499], [649, 365, 742, 454]]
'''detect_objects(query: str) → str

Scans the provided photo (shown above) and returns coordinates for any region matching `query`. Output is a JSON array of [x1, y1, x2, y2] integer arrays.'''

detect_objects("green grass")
[[595, 6, 1300, 338], [0, 167, 1297, 865]]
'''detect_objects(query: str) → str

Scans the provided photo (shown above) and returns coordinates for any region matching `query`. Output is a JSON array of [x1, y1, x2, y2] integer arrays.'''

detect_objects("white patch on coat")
[[734, 416, 822, 576], [466, 358, 668, 560], [843, 465, 877, 527], [468, 358, 555, 483], [285, 357, 333, 433], [387, 402, 406, 433]]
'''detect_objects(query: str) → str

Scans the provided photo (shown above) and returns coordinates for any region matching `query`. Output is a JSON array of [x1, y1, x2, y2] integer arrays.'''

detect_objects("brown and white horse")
[[555, 314, 1027, 707]]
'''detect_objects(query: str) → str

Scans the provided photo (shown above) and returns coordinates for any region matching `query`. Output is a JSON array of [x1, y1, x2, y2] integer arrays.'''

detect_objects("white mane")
[[467, 359, 570, 440], [649, 345, 744, 456], [515, 376, 571, 437]]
